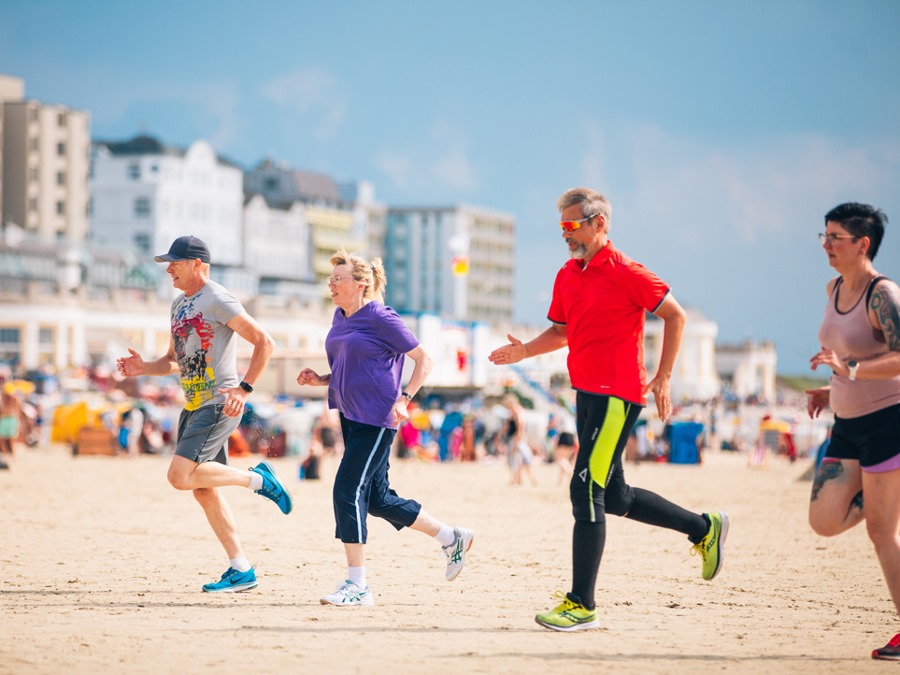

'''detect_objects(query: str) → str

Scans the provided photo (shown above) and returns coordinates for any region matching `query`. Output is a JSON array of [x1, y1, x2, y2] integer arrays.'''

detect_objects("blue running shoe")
[[251, 460, 293, 514], [202, 567, 258, 593]]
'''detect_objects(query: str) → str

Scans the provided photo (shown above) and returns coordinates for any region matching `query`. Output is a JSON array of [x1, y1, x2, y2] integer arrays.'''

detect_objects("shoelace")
[[443, 536, 463, 564], [690, 541, 708, 561], [549, 590, 579, 611], [255, 477, 281, 500]]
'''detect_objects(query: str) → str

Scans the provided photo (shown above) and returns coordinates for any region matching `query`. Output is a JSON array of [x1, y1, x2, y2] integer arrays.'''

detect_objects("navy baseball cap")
[[154, 235, 211, 263]]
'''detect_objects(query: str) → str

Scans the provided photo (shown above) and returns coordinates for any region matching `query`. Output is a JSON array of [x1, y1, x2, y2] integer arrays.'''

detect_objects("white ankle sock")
[[248, 472, 263, 491], [230, 557, 252, 573], [435, 524, 456, 548], [348, 566, 367, 588]]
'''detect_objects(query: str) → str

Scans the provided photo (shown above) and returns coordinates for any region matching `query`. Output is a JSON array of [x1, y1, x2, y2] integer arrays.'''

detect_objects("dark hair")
[[824, 202, 888, 260]]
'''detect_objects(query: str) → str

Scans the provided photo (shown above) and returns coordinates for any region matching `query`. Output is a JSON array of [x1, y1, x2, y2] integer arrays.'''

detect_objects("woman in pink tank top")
[[805, 202, 900, 661]]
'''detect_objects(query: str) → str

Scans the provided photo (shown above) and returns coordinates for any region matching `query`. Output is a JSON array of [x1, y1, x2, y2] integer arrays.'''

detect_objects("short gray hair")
[[556, 187, 611, 225]]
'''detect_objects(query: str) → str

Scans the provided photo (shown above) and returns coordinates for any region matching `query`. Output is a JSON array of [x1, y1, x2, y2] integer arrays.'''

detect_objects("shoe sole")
[[202, 581, 259, 593], [706, 512, 729, 581], [873, 654, 900, 661], [535, 616, 600, 632], [256, 460, 294, 515], [319, 598, 375, 606], [446, 531, 475, 582]]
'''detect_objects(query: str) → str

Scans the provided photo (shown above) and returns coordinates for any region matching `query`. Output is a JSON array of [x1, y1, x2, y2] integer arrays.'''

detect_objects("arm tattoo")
[[870, 282, 900, 351]]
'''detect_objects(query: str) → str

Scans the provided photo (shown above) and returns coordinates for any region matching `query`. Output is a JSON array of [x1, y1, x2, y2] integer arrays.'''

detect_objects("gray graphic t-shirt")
[[170, 280, 243, 410]]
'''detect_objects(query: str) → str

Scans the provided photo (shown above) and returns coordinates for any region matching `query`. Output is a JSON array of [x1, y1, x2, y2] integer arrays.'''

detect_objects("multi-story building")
[[716, 340, 778, 402], [0, 75, 26, 225], [89, 135, 244, 267], [646, 307, 721, 402], [1, 74, 90, 244], [243, 193, 318, 299], [383, 205, 515, 323], [244, 160, 369, 289]]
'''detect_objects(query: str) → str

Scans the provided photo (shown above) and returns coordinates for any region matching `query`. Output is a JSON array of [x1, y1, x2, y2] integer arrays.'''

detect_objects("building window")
[[134, 198, 151, 217], [57, 142, 66, 156], [28, 198, 38, 212], [264, 177, 279, 191], [134, 232, 151, 254], [38, 327, 55, 364], [0, 327, 21, 366], [29, 167, 39, 182], [29, 137, 39, 151], [28, 108, 38, 122], [56, 171, 66, 186], [56, 201, 65, 215], [128, 163, 141, 180], [57, 112, 67, 127]]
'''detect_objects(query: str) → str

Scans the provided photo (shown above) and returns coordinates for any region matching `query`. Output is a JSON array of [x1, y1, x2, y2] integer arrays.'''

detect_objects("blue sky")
[[2, 0, 899, 375]]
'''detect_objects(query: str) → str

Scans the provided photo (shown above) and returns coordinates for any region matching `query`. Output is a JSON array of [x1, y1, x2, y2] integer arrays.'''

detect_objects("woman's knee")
[[809, 506, 854, 537], [865, 515, 900, 551]]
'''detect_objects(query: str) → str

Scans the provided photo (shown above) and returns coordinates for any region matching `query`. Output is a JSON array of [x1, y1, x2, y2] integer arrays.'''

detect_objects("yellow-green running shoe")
[[535, 592, 599, 632], [691, 511, 729, 580]]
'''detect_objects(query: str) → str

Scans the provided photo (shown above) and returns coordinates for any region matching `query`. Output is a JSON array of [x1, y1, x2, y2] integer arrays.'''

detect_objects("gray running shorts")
[[175, 404, 241, 465]]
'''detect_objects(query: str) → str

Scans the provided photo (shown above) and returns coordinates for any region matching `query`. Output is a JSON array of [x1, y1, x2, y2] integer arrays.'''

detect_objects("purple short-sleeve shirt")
[[325, 302, 419, 428]]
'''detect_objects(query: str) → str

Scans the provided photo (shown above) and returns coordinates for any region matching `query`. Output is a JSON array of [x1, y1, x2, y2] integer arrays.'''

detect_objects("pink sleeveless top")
[[818, 276, 900, 418]]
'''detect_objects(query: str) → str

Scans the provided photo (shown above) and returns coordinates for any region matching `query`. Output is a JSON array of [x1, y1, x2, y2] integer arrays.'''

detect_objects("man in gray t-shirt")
[[117, 235, 293, 593]]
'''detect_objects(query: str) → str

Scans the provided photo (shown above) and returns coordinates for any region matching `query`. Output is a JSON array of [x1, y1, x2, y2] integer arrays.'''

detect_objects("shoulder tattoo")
[[870, 282, 900, 352]]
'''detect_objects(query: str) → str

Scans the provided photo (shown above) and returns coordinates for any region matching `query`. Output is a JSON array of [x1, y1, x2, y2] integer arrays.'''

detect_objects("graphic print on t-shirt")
[[172, 297, 217, 411]]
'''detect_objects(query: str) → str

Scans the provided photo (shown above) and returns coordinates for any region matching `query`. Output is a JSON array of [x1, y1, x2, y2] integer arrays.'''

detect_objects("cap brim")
[[154, 254, 186, 262]]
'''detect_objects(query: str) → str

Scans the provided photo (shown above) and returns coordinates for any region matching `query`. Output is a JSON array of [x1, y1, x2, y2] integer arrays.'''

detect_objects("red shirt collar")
[[569, 240, 617, 272]]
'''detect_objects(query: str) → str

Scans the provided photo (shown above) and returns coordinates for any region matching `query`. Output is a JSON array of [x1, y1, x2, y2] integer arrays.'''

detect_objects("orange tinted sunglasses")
[[560, 213, 599, 232]]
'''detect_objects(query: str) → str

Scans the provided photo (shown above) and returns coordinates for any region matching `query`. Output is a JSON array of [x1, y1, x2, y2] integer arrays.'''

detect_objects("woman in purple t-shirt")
[[297, 249, 474, 607]]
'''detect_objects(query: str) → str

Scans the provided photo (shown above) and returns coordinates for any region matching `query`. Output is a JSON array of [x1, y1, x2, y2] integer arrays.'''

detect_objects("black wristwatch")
[[239, 381, 254, 393], [401, 391, 413, 402]]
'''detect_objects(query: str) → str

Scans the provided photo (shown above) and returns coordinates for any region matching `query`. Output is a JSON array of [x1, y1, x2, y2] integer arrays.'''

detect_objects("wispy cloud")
[[581, 120, 898, 248], [259, 68, 346, 143], [374, 121, 476, 194]]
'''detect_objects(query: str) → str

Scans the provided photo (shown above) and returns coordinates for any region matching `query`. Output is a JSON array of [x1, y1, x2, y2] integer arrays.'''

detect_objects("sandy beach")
[[1, 443, 894, 674]]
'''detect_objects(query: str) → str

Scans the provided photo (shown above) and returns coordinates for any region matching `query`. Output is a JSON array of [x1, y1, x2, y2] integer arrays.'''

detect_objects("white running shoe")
[[320, 580, 375, 606], [442, 527, 474, 581]]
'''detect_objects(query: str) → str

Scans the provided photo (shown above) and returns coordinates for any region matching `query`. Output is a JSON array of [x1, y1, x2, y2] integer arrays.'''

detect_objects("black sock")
[[625, 487, 709, 543], [571, 520, 605, 610]]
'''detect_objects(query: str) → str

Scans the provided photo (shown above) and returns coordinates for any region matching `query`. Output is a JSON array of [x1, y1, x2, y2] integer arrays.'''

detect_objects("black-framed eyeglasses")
[[818, 232, 858, 245]]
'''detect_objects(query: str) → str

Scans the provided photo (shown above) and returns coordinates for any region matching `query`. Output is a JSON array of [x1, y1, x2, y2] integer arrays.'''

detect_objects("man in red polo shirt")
[[489, 187, 728, 632]]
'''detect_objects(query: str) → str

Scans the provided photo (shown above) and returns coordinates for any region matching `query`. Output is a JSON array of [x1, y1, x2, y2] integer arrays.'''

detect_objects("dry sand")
[[1, 444, 895, 674]]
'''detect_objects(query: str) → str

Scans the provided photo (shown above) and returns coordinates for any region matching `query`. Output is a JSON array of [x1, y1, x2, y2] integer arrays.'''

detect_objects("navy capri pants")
[[333, 413, 422, 544]]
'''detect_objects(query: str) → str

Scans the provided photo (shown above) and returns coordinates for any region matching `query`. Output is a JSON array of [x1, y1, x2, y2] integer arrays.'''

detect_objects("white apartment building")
[[646, 307, 721, 402], [384, 205, 516, 323], [1, 74, 90, 244], [243, 194, 319, 299], [89, 135, 243, 266], [716, 340, 778, 402]]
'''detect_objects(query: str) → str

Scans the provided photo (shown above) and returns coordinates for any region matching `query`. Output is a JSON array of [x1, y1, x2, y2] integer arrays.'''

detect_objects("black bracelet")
[[239, 381, 254, 393], [401, 391, 413, 401]]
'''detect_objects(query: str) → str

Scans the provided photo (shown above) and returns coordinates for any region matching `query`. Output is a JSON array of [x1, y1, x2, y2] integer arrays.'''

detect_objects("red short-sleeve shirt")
[[547, 241, 670, 405]]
